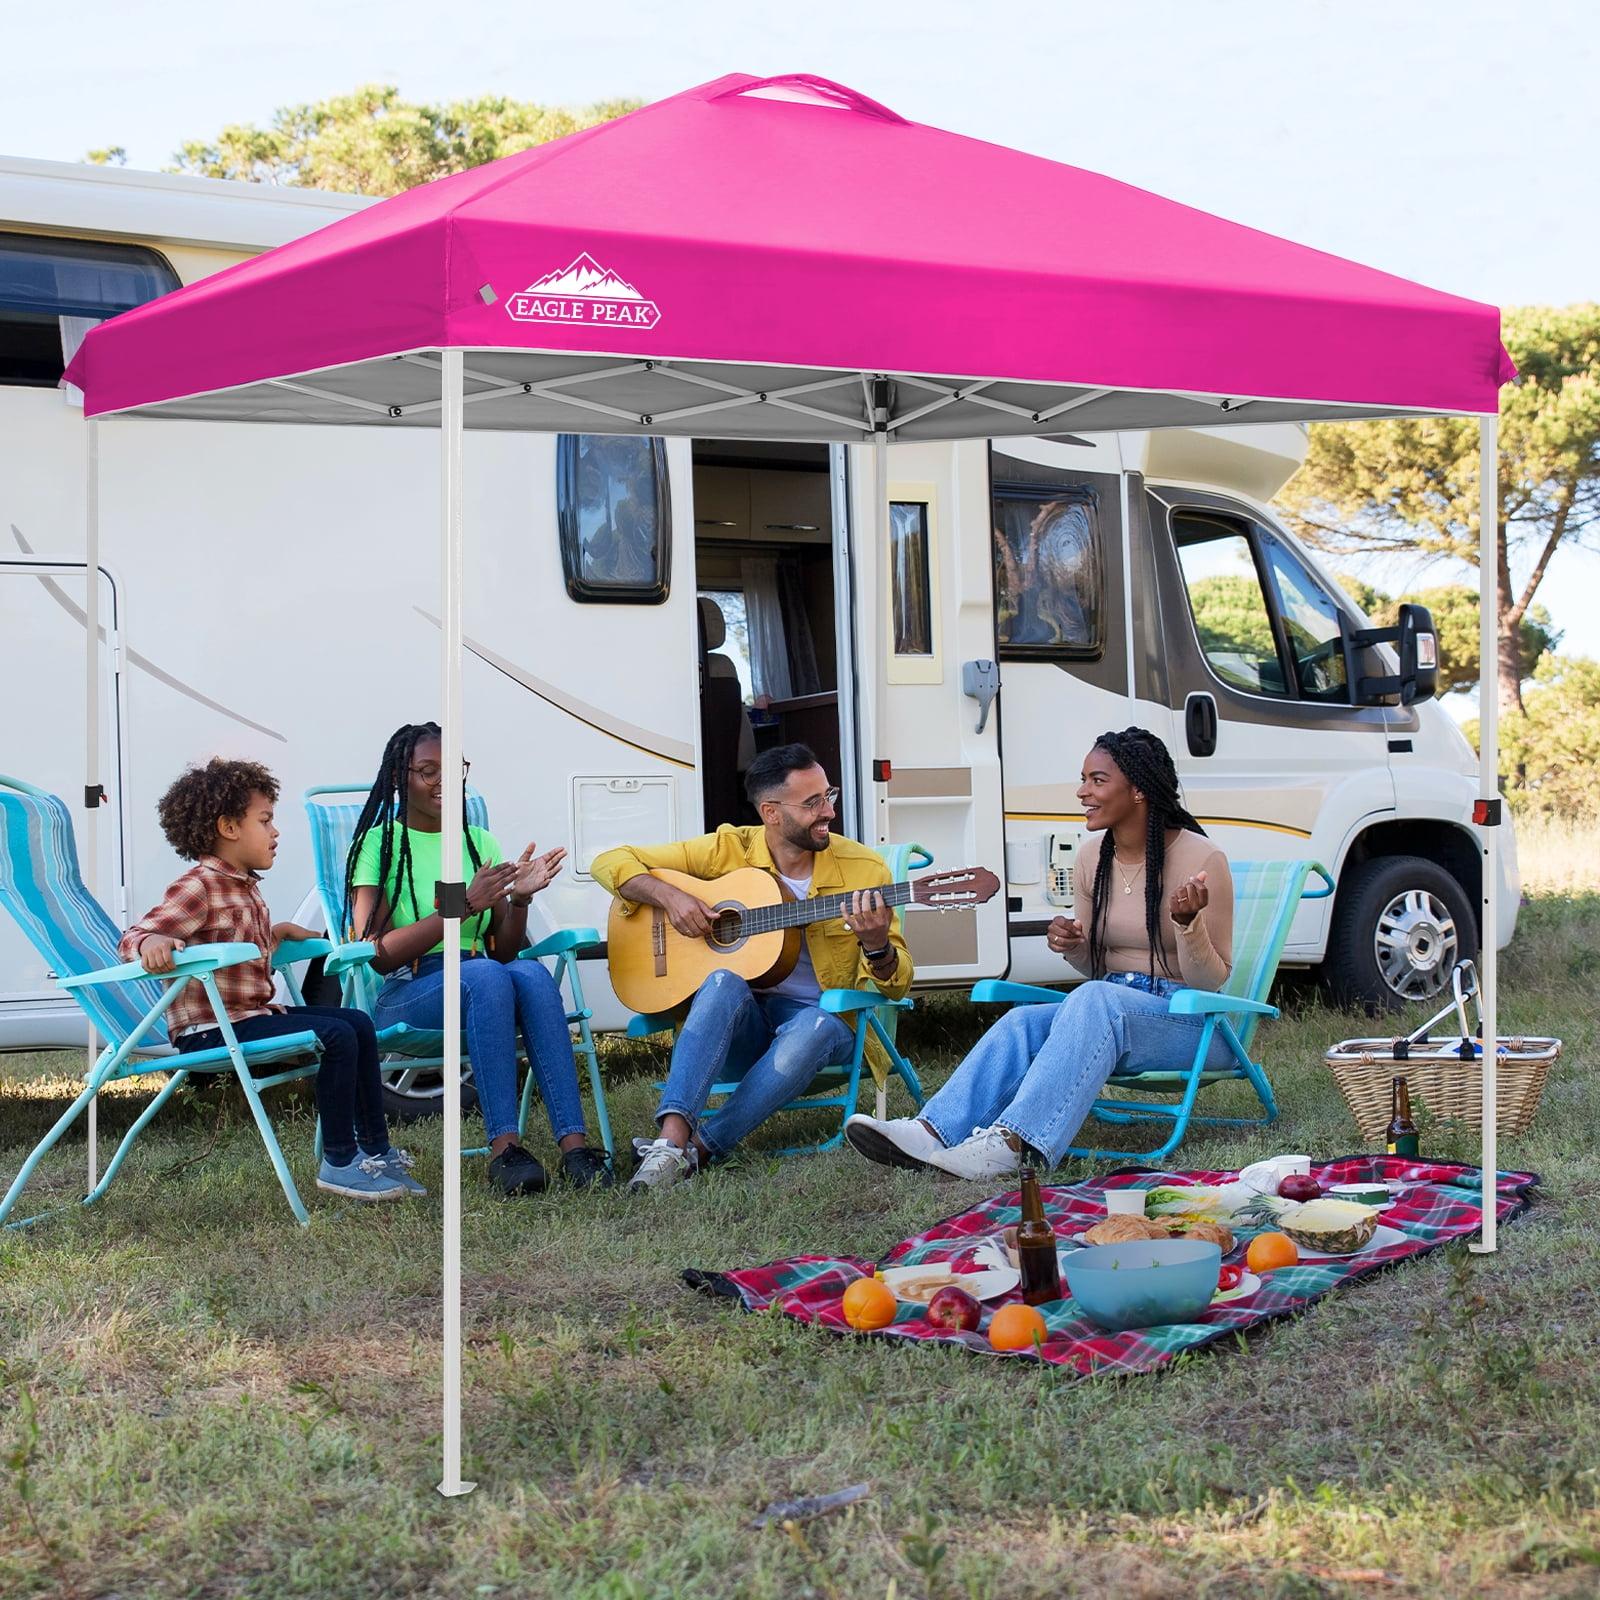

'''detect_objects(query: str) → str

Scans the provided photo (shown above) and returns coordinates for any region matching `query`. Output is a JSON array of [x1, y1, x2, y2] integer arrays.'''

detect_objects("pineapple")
[[1279, 1198, 1380, 1255]]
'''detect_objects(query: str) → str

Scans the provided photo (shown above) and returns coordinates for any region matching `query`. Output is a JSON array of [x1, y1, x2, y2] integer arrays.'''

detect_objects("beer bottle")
[[1016, 1166, 1062, 1306], [1385, 1076, 1420, 1158]]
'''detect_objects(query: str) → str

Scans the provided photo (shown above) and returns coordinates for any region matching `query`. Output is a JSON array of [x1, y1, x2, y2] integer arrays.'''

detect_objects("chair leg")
[[83, 1067, 193, 1204], [0, 1047, 122, 1227], [768, 1040, 867, 1160], [562, 957, 613, 1159], [1065, 1018, 1219, 1166]]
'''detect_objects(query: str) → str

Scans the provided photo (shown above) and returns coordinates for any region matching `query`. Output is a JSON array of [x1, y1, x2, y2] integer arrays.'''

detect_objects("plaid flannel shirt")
[[118, 856, 281, 1035]]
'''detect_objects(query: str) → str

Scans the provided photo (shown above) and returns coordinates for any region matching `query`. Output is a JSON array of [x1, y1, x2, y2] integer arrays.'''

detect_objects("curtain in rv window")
[[890, 500, 933, 654], [991, 482, 1103, 656], [0, 233, 179, 388], [556, 433, 671, 602]]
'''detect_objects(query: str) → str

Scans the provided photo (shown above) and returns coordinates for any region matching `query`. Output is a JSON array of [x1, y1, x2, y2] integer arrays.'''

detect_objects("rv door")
[[858, 439, 1008, 982]]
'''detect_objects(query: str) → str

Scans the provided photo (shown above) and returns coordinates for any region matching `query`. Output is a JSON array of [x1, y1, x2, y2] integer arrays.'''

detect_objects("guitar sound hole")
[[709, 910, 744, 948]]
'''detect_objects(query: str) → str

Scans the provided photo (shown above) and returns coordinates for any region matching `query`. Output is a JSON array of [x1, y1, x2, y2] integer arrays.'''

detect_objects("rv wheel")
[[379, 1061, 480, 1124], [1325, 855, 1478, 1011]]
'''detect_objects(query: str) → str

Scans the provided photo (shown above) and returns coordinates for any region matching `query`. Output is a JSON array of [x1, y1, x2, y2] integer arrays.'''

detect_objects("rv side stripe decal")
[[1004, 810, 1314, 839]]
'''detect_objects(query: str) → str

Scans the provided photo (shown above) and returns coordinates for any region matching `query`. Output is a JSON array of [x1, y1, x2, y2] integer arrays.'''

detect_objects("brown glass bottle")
[[1016, 1167, 1062, 1306], [1385, 1076, 1420, 1157]]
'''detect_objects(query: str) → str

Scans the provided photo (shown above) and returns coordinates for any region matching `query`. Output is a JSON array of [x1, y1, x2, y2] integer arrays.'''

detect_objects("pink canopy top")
[[68, 72, 1512, 428]]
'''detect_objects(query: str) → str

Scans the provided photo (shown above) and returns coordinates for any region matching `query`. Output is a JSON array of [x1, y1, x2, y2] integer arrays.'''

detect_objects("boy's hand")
[[139, 934, 184, 974], [271, 921, 322, 949], [510, 843, 566, 903]]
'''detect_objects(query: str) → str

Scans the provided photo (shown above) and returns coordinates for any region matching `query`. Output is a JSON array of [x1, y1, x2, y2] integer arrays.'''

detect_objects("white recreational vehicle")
[[1, 156, 1518, 1088]]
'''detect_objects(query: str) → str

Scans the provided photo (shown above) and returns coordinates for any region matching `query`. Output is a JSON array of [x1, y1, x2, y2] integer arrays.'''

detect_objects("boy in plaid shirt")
[[120, 758, 422, 1202]]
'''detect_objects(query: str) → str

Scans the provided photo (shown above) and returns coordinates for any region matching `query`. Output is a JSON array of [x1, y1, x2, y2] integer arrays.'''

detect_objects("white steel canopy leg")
[[436, 350, 475, 1494], [84, 418, 102, 1188], [1470, 414, 1500, 1254]]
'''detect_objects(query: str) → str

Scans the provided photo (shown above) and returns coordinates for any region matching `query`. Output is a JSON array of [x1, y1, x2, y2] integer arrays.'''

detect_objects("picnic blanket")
[[684, 1156, 1538, 1376]]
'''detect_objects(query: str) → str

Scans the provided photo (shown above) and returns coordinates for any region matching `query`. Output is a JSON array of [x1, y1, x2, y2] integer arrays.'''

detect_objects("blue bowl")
[[1061, 1238, 1222, 1331]]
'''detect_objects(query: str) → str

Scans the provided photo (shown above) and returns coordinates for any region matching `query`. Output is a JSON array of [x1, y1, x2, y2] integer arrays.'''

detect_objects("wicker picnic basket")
[[1326, 962, 1560, 1139]]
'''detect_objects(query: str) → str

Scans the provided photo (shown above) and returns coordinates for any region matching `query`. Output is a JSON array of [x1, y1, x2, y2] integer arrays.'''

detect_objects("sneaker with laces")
[[844, 1113, 946, 1170], [365, 1146, 428, 1196], [628, 1137, 696, 1192], [922, 1124, 1024, 1181], [560, 1145, 616, 1189], [487, 1142, 548, 1197], [317, 1153, 409, 1201]]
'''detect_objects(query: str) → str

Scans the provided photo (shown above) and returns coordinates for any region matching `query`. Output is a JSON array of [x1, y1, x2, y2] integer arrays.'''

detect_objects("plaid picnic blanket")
[[684, 1156, 1538, 1376]]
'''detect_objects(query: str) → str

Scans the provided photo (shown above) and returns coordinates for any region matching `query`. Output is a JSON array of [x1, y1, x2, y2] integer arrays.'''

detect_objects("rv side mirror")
[[1346, 602, 1439, 706]]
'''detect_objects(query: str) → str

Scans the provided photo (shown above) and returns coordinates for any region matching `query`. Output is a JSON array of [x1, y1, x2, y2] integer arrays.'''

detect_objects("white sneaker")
[[628, 1137, 697, 1192], [844, 1114, 946, 1171], [923, 1124, 1023, 1182]]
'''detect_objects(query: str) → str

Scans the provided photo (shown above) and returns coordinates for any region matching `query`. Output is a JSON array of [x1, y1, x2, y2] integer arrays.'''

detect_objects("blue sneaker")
[[367, 1146, 428, 1196], [316, 1153, 409, 1202]]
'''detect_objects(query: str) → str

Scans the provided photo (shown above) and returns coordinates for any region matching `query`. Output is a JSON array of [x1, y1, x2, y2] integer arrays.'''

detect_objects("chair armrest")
[[1303, 863, 1335, 900], [271, 937, 333, 970], [626, 1012, 676, 1039], [1167, 989, 1279, 1019], [522, 926, 603, 959], [323, 940, 377, 978], [59, 941, 264, 989], [970, 979, 1067, 1006], [819, 987, 914, 1016]]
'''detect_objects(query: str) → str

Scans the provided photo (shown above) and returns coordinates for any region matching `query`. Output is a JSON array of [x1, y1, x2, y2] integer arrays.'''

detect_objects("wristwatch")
[[861, 943, 892, 964]]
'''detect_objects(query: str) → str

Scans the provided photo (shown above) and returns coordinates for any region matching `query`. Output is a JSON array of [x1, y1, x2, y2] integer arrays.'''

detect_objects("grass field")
[[3, 824, 1599, 1598]]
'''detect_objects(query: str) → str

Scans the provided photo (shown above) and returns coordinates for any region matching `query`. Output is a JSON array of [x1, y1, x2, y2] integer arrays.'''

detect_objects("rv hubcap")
[[1374, 889, 1458, 1001]]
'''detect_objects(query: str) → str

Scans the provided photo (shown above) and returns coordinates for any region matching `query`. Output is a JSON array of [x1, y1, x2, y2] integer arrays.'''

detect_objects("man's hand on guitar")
[[662, 885, 715, 939], [841, 888, 892, 952]]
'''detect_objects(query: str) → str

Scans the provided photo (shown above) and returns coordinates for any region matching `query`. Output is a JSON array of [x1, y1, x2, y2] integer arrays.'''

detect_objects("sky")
[[3, 0, 1596, 676]]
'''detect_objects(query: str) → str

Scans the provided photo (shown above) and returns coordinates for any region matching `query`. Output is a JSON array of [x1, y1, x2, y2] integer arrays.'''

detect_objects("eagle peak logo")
[[505, 253, 661, 330]]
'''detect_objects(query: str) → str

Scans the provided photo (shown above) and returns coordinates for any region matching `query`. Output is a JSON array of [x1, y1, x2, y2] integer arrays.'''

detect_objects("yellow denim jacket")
[[591, 824, 914, 1087]]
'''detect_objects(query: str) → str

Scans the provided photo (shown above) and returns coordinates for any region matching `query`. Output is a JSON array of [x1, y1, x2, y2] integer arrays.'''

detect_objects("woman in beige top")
[[846, 727, 1235, 1179]]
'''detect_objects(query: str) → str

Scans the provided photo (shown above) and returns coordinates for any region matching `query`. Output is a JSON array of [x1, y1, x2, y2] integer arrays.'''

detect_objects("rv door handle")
[[1185, 692, 1218, 758]]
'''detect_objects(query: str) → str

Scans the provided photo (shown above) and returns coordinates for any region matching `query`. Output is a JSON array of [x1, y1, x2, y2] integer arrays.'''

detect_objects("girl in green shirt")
[[344, 722, 612, 1195]]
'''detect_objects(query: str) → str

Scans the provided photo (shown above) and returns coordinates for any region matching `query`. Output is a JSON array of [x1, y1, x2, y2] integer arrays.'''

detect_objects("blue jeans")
[[178, 1005, 389, 1167], [658, 969, 855, 1158], [372, 954, 586, 1144], [919, 979, 1234, 1166]]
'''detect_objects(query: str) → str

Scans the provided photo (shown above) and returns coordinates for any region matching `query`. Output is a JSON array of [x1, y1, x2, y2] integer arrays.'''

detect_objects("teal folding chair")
[[971, 859, 1334, 1165], [626, 842, 930, 1158], [303, 785, 613, 1158], [0, 774, 362, 1228]]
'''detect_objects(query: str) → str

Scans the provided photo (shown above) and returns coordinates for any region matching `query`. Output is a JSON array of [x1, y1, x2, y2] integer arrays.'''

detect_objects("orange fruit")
[[1246, 1231, 1300, 1272], [841, 1275, 897, 1331], [987, 1302, 1049, 1352]]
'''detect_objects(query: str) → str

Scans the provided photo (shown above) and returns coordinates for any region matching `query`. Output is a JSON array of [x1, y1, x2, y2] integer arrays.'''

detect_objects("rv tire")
[[1325, 854, 1478, 1012]]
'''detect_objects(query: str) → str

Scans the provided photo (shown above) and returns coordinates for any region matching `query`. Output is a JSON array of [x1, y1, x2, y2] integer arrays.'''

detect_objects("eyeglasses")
[[410, 759, 470, 783], [778, 786, 840, 817]]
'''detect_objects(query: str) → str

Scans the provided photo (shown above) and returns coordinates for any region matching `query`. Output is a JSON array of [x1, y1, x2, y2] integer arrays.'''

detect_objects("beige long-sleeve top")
[[1061, 829, 1233, 991]]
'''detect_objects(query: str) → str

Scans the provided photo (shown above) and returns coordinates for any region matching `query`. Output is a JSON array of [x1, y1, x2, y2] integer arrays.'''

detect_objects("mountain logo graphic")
[[505, 253, 661, 330]]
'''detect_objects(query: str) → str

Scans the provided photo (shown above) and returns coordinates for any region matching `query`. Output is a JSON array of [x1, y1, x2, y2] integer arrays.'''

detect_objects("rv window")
[[556, 434, 671, 603], [1257, 529, 1351, 702], [1174, 515, 1289, 697], [992, 485, 1102, 656], [0, 234, 180, 388], [890, 500, 934, 655]]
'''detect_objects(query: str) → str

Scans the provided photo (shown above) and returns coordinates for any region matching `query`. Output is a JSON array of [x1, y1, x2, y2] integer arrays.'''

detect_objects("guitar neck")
[[740, 880, 915, 937]]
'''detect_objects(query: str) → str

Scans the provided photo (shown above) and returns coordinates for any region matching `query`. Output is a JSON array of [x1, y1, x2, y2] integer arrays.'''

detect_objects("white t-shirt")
[[766, 870, 822, 1002]]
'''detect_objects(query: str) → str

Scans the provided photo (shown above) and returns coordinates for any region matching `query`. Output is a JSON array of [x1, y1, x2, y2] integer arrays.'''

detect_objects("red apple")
[[1277, 1173, 1323, 1202], [925, 1285, 982, 1332]]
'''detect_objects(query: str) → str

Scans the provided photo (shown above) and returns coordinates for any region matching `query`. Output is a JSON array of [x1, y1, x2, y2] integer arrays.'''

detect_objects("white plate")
[[879, 1261, 1021, 1304], [1291, 1222, 1410, 1261], [1211, 1270, 1262, 1305]]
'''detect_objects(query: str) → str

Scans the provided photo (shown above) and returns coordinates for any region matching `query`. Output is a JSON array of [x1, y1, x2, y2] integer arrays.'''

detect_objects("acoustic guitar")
[[606, 864, 1001, 1014]]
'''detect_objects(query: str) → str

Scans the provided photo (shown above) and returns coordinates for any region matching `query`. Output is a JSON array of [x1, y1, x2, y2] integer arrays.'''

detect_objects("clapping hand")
[[465, 860, 519, 913], [511, 842, 566, 902], [1169, 870, 1209, 927]]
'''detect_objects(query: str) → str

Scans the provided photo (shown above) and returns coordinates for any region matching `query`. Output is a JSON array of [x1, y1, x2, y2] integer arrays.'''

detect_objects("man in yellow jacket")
[[592, 743, 913, 1191]]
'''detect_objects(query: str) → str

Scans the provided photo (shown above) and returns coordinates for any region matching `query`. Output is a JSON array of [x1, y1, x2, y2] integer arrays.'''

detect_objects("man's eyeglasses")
[[410, 759, 470, 784], [779, 786, 840, 817]]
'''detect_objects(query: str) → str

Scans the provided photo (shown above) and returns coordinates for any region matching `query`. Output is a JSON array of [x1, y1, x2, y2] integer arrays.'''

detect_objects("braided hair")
[[341, 722, 483, 940], [1085, 727, 1205, 981]]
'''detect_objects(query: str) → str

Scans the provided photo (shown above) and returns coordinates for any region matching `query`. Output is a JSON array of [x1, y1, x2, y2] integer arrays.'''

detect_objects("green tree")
[[168, 86, 639, 196], [1278, 304, 1600, 713], [1468, 654, 1600, 821], [1337, 580, 1557, 696], [83, 146, 127, 167]]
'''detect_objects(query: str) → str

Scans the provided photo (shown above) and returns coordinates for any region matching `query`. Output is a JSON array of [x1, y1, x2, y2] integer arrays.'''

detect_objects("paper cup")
[[1103, 1189, 1147, 1217]]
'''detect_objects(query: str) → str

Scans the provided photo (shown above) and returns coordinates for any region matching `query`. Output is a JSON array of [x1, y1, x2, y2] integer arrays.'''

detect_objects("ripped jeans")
[[655, 970, 855, 1158]]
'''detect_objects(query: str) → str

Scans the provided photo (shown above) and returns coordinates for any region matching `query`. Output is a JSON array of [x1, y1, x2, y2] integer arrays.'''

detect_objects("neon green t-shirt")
[[351, 823, 504, 954]]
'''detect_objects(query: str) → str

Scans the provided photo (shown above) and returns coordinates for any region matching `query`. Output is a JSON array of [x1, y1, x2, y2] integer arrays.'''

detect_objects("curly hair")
[[156, 758, 279, 861]]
